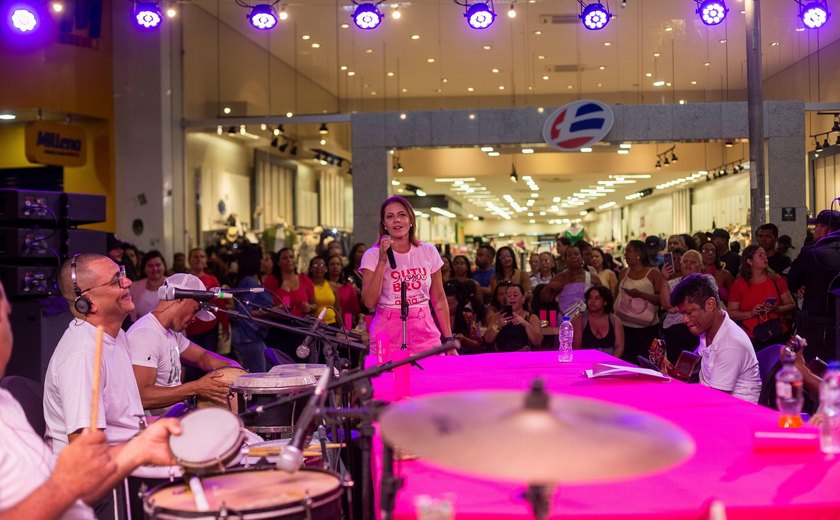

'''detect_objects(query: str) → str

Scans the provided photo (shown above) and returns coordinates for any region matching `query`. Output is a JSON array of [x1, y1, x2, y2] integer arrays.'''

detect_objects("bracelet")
[[492, 325, 501, 332], [443, 334, 457, 342]]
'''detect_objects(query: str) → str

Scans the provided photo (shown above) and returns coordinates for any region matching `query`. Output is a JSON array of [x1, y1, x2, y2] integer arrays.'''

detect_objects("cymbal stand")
[[525, 484, 552, 520]]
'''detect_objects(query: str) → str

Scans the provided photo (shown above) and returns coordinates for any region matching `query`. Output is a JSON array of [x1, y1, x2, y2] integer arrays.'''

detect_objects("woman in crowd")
[[661, 249, 702, 362], [328, 255, 361, 328], [591, 247, 618, 298], [572, 286, 624, 358], [231, 245, 274, 372], [263, 247, 316, 317], [484, 284, 542, 352], [123, 244, 142, 281], [528, 253, 540, 278], [489, 246, 532, 298], [614, 240, 668, 363], [308, 256, 341, 325], [728, 244, 796, 350], [487, 281, 510, 324], [360, 196, 453, 355], [666, 234, 687, 252], [541, 245, 602, 317], [260, 250, 275, 282], [129, 250, 167, 322], [700, 241, 735, 303], [692, 231, 710, 250], [529, 251, 555, 288], [341, 243, 367, 291], [440, 255, 453, 283], [444, 281, 484, 354], [451, 255, 479, 296]]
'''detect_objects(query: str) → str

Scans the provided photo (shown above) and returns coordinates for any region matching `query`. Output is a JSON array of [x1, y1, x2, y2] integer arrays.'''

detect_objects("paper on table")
[[584, 363, 671, 382]]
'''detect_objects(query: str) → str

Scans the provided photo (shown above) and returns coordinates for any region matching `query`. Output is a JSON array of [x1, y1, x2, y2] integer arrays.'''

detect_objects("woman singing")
[[360, 196, 454, 355]]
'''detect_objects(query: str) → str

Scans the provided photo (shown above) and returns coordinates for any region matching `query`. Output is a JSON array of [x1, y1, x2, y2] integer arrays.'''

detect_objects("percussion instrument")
[[195, 366, 247, 414], [143, 468, 343, 519], [379, 386, 695, 484], [169, 407, 246, 474], [232, 372, 317, 436], [268, 363, 337, 380]]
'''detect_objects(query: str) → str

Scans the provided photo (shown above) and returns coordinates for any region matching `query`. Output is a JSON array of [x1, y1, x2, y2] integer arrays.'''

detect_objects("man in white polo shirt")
[[0, 275, 180, 519], [127, 273, 240, 415], [669, 273, 762, 403]]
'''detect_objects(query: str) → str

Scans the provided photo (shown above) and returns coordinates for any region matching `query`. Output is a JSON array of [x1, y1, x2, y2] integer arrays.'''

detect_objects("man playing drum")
[[127, 273, 242, 415]]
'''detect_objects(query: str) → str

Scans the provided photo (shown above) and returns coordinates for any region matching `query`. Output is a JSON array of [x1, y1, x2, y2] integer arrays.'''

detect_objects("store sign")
[[782, 207, 796, 221], [542, 100, 614, 152], [24, 122, 87, 167]]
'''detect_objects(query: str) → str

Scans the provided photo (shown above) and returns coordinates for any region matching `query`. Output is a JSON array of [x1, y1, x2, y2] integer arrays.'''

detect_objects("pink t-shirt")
[[360, 242, 443, 310]]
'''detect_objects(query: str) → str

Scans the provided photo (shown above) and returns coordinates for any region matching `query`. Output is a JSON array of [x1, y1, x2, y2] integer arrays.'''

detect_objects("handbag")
[[752, 277, 786, 343], [615, 286, 657, 327]]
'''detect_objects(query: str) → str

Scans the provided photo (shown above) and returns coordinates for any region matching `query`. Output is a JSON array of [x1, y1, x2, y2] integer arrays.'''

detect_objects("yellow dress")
[[312, 281, 337, 324]]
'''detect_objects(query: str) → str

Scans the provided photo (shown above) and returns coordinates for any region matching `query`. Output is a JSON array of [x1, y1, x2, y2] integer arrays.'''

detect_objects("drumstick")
[[247, 443, 345, 457], [189, 476, 210, 512], [89, 325, 105, 431]]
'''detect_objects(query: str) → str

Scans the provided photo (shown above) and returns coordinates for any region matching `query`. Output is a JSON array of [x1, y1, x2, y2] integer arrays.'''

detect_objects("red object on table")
[[372, 350, 840, 519]]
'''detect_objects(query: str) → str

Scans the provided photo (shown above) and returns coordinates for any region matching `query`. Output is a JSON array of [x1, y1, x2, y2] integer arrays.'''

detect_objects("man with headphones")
[[126, 273, 240, 415], [43, 254, 147, 519]]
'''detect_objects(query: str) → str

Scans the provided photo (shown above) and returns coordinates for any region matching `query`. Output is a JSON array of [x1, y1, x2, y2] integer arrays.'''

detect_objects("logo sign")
[[542, 100, 614, 152], [25, 121, 87, 167], [782, 207, 796, 222]]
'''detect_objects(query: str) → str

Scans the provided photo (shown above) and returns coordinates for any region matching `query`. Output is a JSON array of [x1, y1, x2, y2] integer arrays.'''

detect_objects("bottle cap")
[[563, 316, 570, 321]]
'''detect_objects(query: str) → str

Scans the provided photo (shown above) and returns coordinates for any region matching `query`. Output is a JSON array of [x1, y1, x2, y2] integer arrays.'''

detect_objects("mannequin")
[[564, 223, 591, 246], [297, 226, 322, 273]]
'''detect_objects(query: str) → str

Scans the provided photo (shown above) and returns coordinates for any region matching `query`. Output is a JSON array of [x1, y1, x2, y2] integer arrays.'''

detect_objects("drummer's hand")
[[193, 371, 231, 405], [379, 236, 392, 266], [133, 418, 181, 466], [51, 429, 116, 504]]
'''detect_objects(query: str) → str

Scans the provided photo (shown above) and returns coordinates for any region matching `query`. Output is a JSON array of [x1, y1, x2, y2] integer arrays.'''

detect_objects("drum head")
[[233, 372, 317, 393], [169, 408, 244, 471], [145, 468, 342, 517]]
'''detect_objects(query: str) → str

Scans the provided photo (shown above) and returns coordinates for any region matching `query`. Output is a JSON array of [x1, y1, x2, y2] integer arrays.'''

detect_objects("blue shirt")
[[231, 276, 274, 344], [473, 268, 495, 288]]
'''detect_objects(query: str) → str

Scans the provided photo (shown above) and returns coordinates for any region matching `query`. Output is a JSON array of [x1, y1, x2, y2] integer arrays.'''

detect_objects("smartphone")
[[765, 297, 777, 306], [662, 252, 674, 271], [502, 305, 513, 317], [809, 357, 828, 378]]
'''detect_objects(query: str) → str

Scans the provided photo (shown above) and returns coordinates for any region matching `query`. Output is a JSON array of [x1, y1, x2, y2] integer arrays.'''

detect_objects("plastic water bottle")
[[819, 361, 840, 454], [775, 348, 804, 428], [557, 316, 574, 363]]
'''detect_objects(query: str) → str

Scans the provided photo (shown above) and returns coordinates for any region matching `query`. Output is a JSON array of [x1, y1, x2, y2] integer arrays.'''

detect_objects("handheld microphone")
[[158, 285, 264, 301], [296, 307, 328, 359], [383, 234, 397, 269], [276, 367, 332, 473]]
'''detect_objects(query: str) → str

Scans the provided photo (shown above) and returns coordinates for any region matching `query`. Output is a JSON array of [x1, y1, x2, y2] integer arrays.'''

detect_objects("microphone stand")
[[399, 281, 424, 370]]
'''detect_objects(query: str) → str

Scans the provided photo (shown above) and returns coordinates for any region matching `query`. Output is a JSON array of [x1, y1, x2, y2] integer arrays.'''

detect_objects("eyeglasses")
[[80, 265, 127, 294], [498, 254, 513, 259]]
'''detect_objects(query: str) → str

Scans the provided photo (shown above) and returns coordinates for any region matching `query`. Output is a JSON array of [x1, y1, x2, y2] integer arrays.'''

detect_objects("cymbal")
[[379, 384, 695, 484]]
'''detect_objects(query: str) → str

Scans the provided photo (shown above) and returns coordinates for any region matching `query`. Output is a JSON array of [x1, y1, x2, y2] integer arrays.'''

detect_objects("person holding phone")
[[484, 284, 542, 352], [727, 245, 796, 350]]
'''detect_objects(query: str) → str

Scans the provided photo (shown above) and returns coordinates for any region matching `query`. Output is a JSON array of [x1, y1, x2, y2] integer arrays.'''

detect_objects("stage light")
[[248, 4, 277, 29], [278, 6, 288, 20], [278, 140, 289, 152], [10, 5, 38, 32], [135, 1, 162, 28], [800, 1, 829, 29], [352, 3, 383, 29], [507, 2, 516, 18], [319, 123, 329, 135], [696, 0, 728, 26], [51, 2, 63, 13], [579, 2, 611, 30], [465, 2, 495, 29]]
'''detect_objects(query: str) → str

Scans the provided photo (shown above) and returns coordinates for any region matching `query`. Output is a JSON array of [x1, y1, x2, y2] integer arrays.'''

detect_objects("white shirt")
[[696, 311, 762, 403], [129, 283, 161, 322], [0, 389, 95, 519], [360, 242, 443, 310], [127, 313, 191, 388], [44, 320, 144, 453]]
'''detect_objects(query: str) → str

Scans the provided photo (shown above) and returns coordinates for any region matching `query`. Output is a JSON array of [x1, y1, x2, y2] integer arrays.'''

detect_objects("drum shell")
[[143, 468, 343, 520], [195, 366, 248, 414], [233, 384, 312, 435]]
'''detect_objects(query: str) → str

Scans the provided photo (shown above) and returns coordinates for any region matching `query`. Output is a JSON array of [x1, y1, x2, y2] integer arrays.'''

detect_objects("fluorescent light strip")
[[435, 177, 477, 182], [430, 207, 457, 218]]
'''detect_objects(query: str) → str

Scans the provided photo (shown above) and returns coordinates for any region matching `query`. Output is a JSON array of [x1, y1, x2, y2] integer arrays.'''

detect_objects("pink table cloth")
[[371, 350, 840, 520]]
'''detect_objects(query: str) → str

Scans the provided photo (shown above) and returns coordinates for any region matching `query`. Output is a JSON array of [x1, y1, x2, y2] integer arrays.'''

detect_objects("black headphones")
[[71, 255, 92, 315]]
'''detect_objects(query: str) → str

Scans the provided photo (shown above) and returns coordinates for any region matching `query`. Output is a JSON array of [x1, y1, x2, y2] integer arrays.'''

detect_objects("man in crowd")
[[576, 240, 600, 276], [127, 273, 241, 414], [669, 273, 761, 403], [711, 229, 740, 277], [756, 223, 791, 276], [788, 209, 840, 361], [0, 276, 180, 519], [645, 236, 665, 268]]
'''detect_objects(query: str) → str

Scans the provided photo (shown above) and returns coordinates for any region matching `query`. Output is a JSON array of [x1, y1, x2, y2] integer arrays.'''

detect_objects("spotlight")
[[815, 137, 824, 153], [696, 0, 728, 26], [396, 162, 405, 173], [135, 1, 162, 28], [248, 4, 277, 29], [274, 124, 284, 136], [835, 134, 840, 146], [278, 6, 288, 20], [352, 3, 383, 29], [579, 2, 611, 30], [655, 160, 661, 170], [832, 116, 840, 133], [278, 140, 289, 152], [271, 136, 279, 147], [465, 2, 496, 29], [663, 156, 670, 167], [510, 165, 518, 182], [227, 126, 237, 136], [671, 151, 678, 163], [319, 123, 329, 135], [800, 1, 829, 29], [290, 145, 298, 155], [507, 2, 516, 18], [823, 136, 831, 149], [9, 5, 38, 32]]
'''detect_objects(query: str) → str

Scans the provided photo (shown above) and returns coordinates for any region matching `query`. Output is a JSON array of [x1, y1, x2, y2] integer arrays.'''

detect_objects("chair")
[[0, 375, 46, 438], [756, 344, 783, 384], [265, 347, 295, 368]]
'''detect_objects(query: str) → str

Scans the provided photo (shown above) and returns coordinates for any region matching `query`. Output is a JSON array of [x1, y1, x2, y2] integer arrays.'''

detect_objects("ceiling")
[[187, 0, 836, 225]]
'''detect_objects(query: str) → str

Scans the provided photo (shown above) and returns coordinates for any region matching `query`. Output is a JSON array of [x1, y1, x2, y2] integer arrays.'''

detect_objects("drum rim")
[[232, 383, 315, 395], [143, 467, 343, 518]]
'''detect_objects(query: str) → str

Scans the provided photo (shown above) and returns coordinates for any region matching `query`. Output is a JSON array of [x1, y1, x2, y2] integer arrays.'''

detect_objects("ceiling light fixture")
[[510, 164, 518, 182], [247, 3, 278, 29], [458, 0, 496, 29], [135, 1, 162, 28], [319, 123, 329, 135], [578, 1, 611, 30], [695, 0, 728, 26], [798, 0, 830, 29], [352, 1, 384, 29], [9, 5, 38, 32]]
